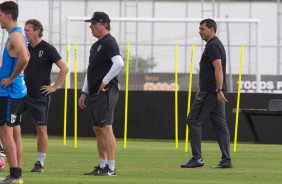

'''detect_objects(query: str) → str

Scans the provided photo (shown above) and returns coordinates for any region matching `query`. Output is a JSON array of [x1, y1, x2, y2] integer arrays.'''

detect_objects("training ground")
[[0, 136, 281, 184]]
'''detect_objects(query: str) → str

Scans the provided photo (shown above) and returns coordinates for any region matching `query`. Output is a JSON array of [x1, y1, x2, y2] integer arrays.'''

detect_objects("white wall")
[[1, 0, 279, 75]]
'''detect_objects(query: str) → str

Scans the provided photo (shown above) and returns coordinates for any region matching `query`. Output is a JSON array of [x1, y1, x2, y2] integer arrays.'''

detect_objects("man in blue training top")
[[0, 1, 30, 184]]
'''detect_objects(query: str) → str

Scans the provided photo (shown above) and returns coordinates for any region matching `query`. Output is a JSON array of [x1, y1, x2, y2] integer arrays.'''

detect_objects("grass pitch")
[[1, 136, 282, 184]]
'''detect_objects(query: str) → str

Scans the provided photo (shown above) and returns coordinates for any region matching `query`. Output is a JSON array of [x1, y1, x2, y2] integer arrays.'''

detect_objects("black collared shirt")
[[87, 34, 120, 95], [24, 40, 62, 97], [199, 36, 227, 93]]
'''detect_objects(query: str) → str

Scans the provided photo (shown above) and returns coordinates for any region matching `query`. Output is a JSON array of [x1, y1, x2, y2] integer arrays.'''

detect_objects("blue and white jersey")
[[0, 27, 27, 98]]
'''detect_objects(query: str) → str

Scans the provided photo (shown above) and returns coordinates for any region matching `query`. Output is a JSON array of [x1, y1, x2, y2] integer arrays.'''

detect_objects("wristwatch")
[[216, 89, 223, 93]]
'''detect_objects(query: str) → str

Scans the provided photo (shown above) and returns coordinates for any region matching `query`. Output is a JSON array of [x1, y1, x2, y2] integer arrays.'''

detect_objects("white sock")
[[37, 152, 46, 166], [99, 159, 107, 169], [107, 160, 115, 171]]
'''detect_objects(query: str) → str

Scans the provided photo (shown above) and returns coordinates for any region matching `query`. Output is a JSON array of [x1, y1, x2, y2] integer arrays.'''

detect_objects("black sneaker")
[[95, 165, 117, 176], [84, 165, 104, 175], [181, 158, 204, 168], [212, 161, 233, 169], [31, 161, 44, 173], [0, 175, 23, 184]]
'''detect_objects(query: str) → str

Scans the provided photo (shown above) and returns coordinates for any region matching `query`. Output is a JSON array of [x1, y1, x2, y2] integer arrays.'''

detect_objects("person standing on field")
[[79, 11, 124, 176], [23, 19, 69, 173], [181, 18, 233, 169], [0, 140, 5, 157], [0, 1, 30, 183], [0, 61, 4, 159]]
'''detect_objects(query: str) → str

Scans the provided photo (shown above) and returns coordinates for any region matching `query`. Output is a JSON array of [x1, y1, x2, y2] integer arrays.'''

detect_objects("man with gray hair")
[[23, 19, 69, 173], [79, 11, 124, 176]]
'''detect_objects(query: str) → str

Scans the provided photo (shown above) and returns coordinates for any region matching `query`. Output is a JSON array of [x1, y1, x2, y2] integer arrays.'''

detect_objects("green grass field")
[[1, 136, 282, 184]]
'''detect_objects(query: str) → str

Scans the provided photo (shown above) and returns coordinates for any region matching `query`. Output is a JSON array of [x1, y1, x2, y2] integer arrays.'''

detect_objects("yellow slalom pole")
[[74, 41, 78, 148], [185, 43, 195, 152], [174, 44, 179, 149], [124, 42, 130, 149], [234, 44, 244, 152], [63, 44, 69, 145]]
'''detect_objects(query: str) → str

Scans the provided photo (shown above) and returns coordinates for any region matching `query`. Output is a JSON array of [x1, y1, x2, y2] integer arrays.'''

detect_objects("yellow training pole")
[[174, 44, 179, 149], [234, 44, 244, 152], [74, 41, 78, 148], [124, 42, 130, 149], [63, 44, 69, 145], [185, 43, 195, 152]]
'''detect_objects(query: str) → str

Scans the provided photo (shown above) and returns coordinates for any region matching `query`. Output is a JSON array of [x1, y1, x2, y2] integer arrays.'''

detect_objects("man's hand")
[[40, 85, 57, 96], [0, 78, 13, 88], [79, 93, 87, 109], [217, 91, 228, 104], [98, 83, 108, 94]]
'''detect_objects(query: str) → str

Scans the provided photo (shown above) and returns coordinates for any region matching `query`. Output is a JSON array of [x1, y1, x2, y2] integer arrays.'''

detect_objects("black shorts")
[[22, 95, 51, 126], [88, 85, 119, 127], [0, 97, 24, 127]]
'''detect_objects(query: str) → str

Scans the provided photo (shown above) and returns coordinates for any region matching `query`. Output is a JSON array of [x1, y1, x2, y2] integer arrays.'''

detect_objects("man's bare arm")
[[40, 59, 69, 95], [213, 59, 228, 104], [1, 32, 29, 87]]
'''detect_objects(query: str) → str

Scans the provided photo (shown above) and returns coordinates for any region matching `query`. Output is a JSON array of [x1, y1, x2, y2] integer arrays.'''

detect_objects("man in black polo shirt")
[[181, 18, 233, 169], [23, 19, 69, 173], [79, 12, 124, 176]]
